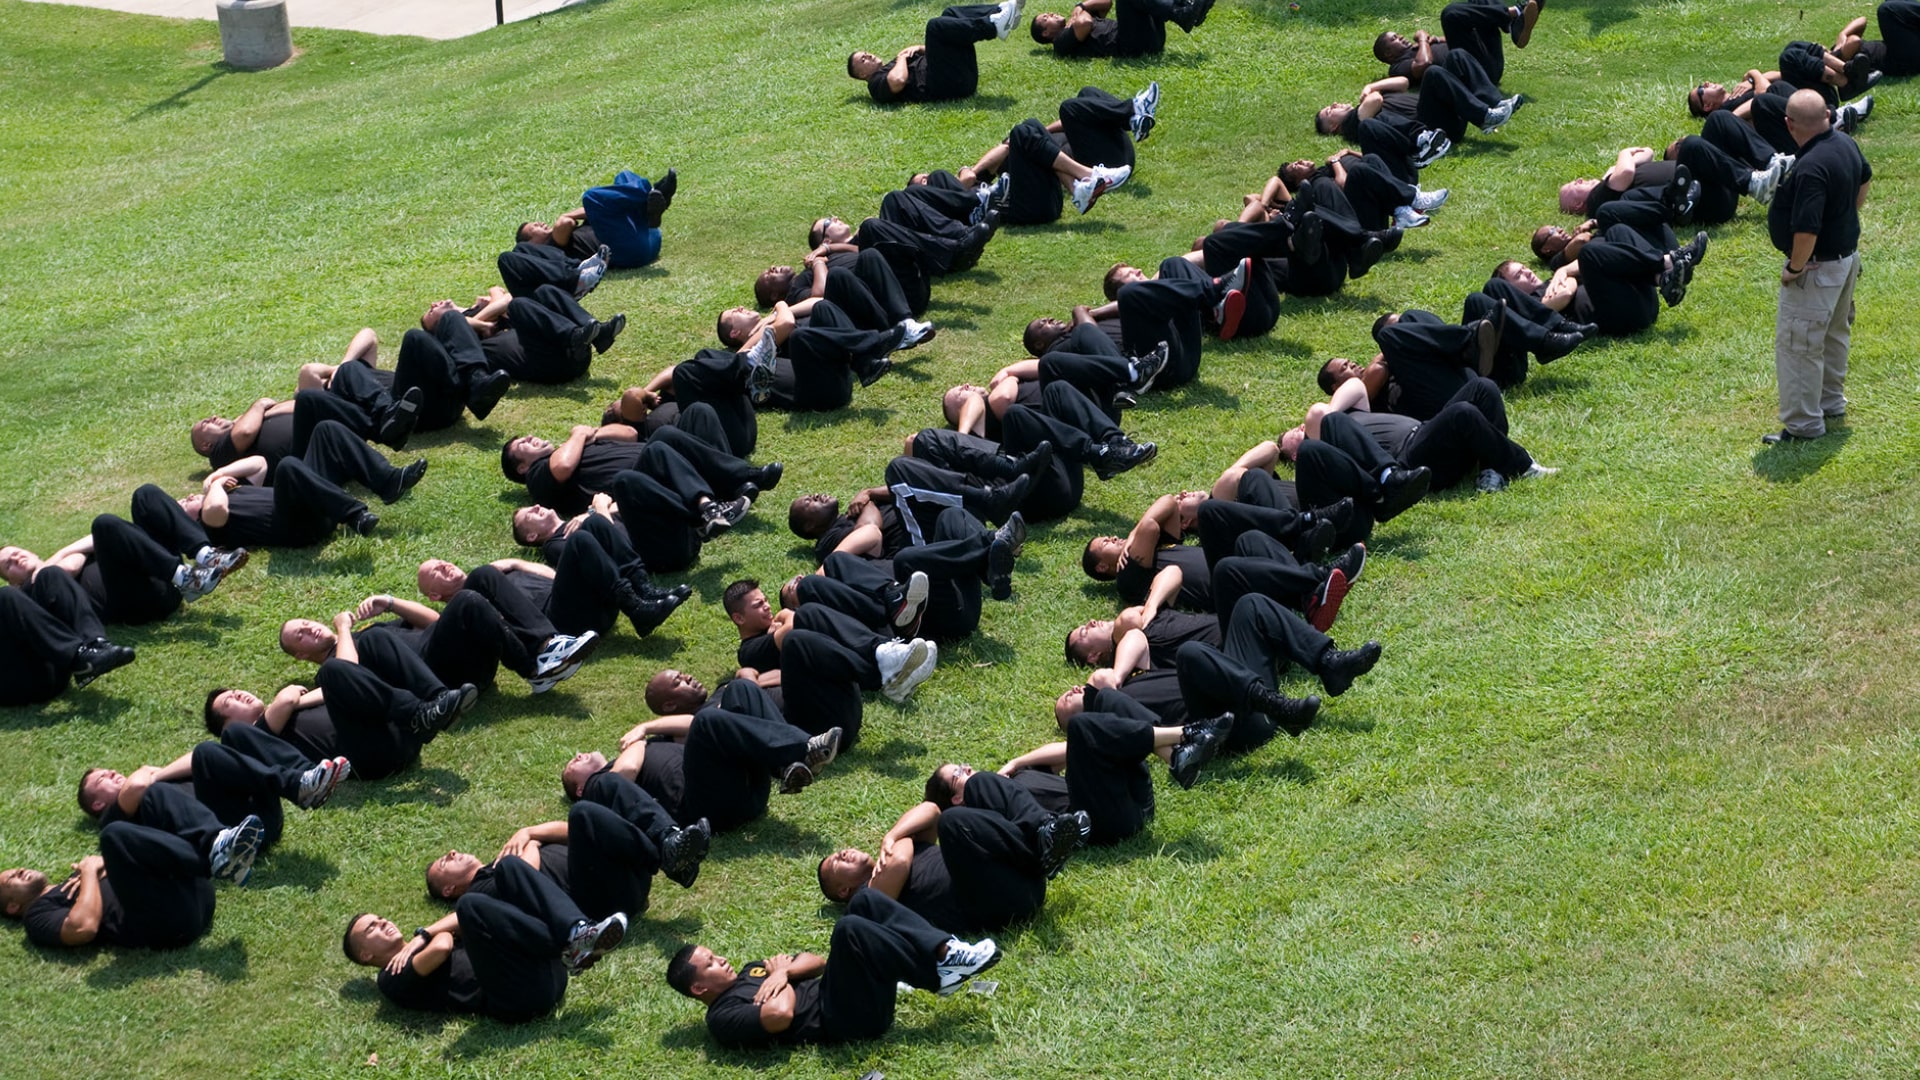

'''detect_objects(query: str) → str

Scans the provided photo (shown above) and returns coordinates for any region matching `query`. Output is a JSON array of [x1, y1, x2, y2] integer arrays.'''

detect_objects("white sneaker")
[[1475, 468, 1507, 493], [897, 318, 936, 349], [295, 759, 338, 810], [1070, 174, 1103, 214], [990, 0, 1021, 38], [1411, 186, 1448, 212], [209, 814, 265, 886], [1520, 462, 1558, 481], [892, 570, 930, 631], [877, 638, 936, 702], [1392, 204, 1432, 229], [1749, 163, 1782, 204], [1130, 81, 1160, 143], [1091, 163, 1131, 193], [1479, 99, 1513, 133], [936, 937, 1001, 994]]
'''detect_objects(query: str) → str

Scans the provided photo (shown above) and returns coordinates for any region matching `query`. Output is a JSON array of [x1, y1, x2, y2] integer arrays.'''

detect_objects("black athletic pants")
[[681, 689, 811, 831], [893, 506, 992, 642], [1701, 109, 1777, 170], [395, 314, 491, 431], [1416, 61, 1497, 142], [1881, 0, 1920, 76], [779, 300, 900, 412], [438, 574, 547, 682], [293, 359, 398, 451], [1211, 531, 1322, 619], [1066, 705, 1159, 845], [88, 484, 209, 623], [1176, 593, 1334, 749], [502, 284, 596, 384], [1355, 114, 1426, 185], [193, 722, 314, 847], [314, 657, 433, 779], [456, 855, 583, 1022], [780, 615, 876, 748], [817, 889, 950, 1041], [122, 783, 223, 859], [6, 574, 97, 703], [609, 442, 711, 573], [1439, 0, 1513, 85], [496, 241, 579, 297], [1670, 135, 1750, 225], [1040, 325, 1135, 419], [1001, 118, 1068, 225], [884, 455, 1005, 535], [921, 5, 1000, 101], [98, 821, 216, 949], [1118, 257, 1213, 389], [1196, 487, 1312, 567], [1340, 154, 1418, 230], [944, 770, 1049, 932], [296, 419, 406, 502], [251, 457, 370, 547], [649, 404, 759, 494], [570, 770, 677, 918], [672, 348, 759, 458], [1578, 223, 1664, 336], [800, 552, 899, 631], [1058, 86, 1135, 171]]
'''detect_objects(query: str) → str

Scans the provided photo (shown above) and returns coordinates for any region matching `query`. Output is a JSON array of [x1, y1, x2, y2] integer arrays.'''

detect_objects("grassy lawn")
[[2, 0, 1919, 1075]]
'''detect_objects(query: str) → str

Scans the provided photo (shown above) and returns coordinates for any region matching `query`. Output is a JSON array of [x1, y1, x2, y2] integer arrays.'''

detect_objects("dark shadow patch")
[[87, 935, 249, 987], [127, 66, 237, 121], [336, 766, 471, 808], [255, 846, 341, 892], [1751, 426, 1850, 482]]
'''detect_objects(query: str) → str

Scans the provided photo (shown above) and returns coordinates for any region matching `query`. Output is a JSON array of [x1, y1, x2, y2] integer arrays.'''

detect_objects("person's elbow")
[[760, 999, 795, 1033], [61, 918, 100, 946]]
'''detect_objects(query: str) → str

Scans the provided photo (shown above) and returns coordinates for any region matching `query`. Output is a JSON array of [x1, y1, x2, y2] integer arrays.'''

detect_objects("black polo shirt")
[[1769, 127, 1870, 259], [1054, 16, 1120, 56]]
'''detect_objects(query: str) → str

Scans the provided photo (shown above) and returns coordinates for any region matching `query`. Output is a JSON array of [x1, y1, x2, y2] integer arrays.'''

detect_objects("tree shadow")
[[1751, 426, 1850, 483], [86, 935, 249, 987], [256, 846, 342, 892], [703, 815, 835, 862]]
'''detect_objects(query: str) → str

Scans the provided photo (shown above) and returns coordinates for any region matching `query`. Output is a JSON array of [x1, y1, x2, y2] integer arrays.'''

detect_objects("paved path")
[[21, 0, 593, 40]]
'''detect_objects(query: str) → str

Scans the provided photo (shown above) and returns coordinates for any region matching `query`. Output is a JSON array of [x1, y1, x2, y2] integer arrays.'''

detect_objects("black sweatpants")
[[1196, 492, 1311, 567], [1199, 216, 1308, 328], [777, 300, 900, 412], [119, 783, 223, 859], [89, 483, 208, 624], [1577, 223, 1664, 336], [648, 411, 759, 495], [817, 889, 950, 1041], [860, 210, 966, 280], [1701, 108, 1777, 170], [780, 623, 874, 748], [893, 505, 992, 642], [1211, 531, 1322, 620], [610, 442, 711, 573], [502, 284, 596, 384], [918, 4, 1000, 100], [1066, 704, 1158, 845], [1374, 310, 1476, 421], [1039, 331, 1134, 420], [314, 657, 433, 778], [884, 455, 1003, 535], [672, 348, 759, 458], [680, 691, 811, 831], [1881, 0, 1920, 76], [456, 855, 582, 1022], [942, 770, 1050, 933], [570, 771, 678, 917], [1439, 0, 1514, 85], [430, 576, 543, 683], [800, 552, 899, 631], [1395, 376, 1531, 488], [1671, 134, 1751, 225], [192, 723, 312, 847], [1001, 118, 1069, 225], [296, 419, 406, 502], [394, 314, 491, 431], [496, 241, 579, 297], [14, 572, 104, 699], [1355, 114, 1426, 184], [1339, 154, 1419, 230], [1176, 593, 1334, 749], [1293, 439, 1378, 540], [1010, 380, 1112, 471], [1118, 257, 1213, 389], [1058, 86, 1135, 171], [98, 821, 216, 949], [1416, 61, 1497, 141], [293, 359, 396, 452]]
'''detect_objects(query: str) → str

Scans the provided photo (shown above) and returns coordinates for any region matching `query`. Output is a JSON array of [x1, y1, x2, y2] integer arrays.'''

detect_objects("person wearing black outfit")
[[191, 377, 422, 475], [496, 238, 608, 300], [755, 248, 934, 338], [183, 453, 381, 549], [80, 726, 344, 852], [1031, 0, 1210, 57], [927, 701, 1233, 846], [1318, 53, 1521, 147], [848, 2, 1021, 104], [1492, 222, 1705, 338], [818, 769, 1087, 936], [75, 773, 266, 889], [2, 484, 248, 626], [562, 679, 842, 832], [1283, 374, 1554, 495], [740, 604, 940, 747], [426, 773, 711, 918], [712, 299, 928, 410], [461, 283, 624, 385], [1372, 0, 1538, 87], [344, 855, 627, 1023], [921, 114, 1135, 224], [0, 582, 136, 704], [3, 824, 216, 950], [502, 412, 774, 518], [1880, 1, 1920, 75], [510, 442, 752, 574], [1312, 307, 1511, 422], [394, 301, 514, 427], [204, 657, 477, 781], [1026, 255, 1246, 388], [420, 543, 684, 649], [205, 418, 426, 507], [1767, 89, 1871, 444], [668, 889, 1001, 1047]]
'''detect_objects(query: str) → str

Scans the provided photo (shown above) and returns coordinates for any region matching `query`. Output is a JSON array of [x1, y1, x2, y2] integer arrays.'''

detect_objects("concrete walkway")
[[21, 0, 595, 40]]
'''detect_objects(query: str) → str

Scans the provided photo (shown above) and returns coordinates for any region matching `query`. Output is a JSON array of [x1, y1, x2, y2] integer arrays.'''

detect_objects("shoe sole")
[[882, 641, 935, 702], [1308, 569, 1349, 634], [1215, 289, 1246, 341], [894, 572, 930, 630]]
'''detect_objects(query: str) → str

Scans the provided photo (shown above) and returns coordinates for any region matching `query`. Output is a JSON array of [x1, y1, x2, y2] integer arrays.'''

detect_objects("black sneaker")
[[1111, 390, 1139, 411], [1128, 341, 1171, 394], [856, 356, 893, 388], [655, 167, 677, 200], [778, 761, 814, 795], [1662, 164, 1694, 216], [1678, 230, 1708, 270], [698, 496, 751, 539], [1657, 261, 1688, 309], [806, 726, 843, 772], [346, 509, 380, 537], [377, 387, 423, 449], [660, 818, 711, 889], [1310, 497, 1356, 539], [1292, 517, 1336, 562], [412, 683, 480, 735], [71, 638, 135, 689], [1328, 541, 1367, 585], [1291, 210, 1325, 265], [1251, 685, 1321, 735], [384, 458, 428, 503], [1374, 465, 1430, 522], [988, 511, 1025, 600], [1348, 234, 1387, 278], [1317, 641, 1382, 697], [1535, 331, 1584, 363], [1091, 436, 1157, 481], [1037, 810, 1090, 879], [593, 313, 627, 354], [1170, 712, 1234, 789]]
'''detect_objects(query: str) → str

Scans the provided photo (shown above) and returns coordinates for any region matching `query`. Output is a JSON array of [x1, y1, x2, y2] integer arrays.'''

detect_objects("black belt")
[[1810, 251, 1856, 263]]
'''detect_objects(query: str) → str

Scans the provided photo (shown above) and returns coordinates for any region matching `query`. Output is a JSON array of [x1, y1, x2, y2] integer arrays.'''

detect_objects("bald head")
[[1785, 89, 1831, 145]]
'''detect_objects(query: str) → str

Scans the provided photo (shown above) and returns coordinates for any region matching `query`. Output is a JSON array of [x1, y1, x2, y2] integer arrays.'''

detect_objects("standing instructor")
[[1767, 89, 1871, 444]]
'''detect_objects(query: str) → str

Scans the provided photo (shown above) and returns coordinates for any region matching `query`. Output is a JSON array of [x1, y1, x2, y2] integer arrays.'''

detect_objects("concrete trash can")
[[216, 0, 293, 69]]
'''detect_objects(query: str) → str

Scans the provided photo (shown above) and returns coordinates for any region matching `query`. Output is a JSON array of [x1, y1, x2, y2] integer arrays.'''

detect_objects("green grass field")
[[3, 0, 1919, 1075]]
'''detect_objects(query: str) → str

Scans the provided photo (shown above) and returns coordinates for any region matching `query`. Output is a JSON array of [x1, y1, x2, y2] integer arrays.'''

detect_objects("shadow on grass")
[[86, 935, 249, 987], [845, 94, 1022, 112], [0, 694, 129, 731], [258, 846, 342, 892], [704, 815, 834, 862], [1213, 754, 1319, 786], [337, 766, 471, 809], [846, 728, 934, 782], [264, 549, 376, 579], [126, 67, 237, 122], [446, 1003, 616, 1057], [1751, 426, 1850, 483], [783, 408, 893, 433]]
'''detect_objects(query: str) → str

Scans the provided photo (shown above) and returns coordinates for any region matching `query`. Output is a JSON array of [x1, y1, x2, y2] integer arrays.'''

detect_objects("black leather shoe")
[[1374, 465, 1431, 522], [1318, 641, 1382, 697], [1760, 429, 1819, 445]]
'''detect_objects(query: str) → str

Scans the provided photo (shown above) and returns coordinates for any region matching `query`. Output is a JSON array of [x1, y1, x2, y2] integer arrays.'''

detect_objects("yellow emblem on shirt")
[[748, 965, 768, 978]]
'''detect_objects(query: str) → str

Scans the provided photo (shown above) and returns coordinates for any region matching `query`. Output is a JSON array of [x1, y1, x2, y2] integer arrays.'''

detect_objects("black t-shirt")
[[208, 413, 296, 475], [1378, 92, 1421, 123], [867, 53, 928, 103], [737, 633, 779, 672], [1388, 39, 1449, 80], [633, 748, 689, 822], [468, 847, 571, 900], [813, 506, 912, 563], [1355, 412, 1421, 460], [1769, 128, 1870, 258], [561, 225, 600, 261], [706, 961, 825, 1046], [893, 841, 963, 934], [204, 486, 278, 549], [23, 876, 128, 948], [981, 380, 1040, 444], [1054, 16, 1120, 56], [1144, 610, 1222, 658], [275, 707, 340, 766], [1011, 768, 1072, 814], [525, 442, 646, 517], [377, 946, 485, 1013], [1116, 543, 1212, 611], [501, 566, 553, 611], [1112, 668, 1186, 724]]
